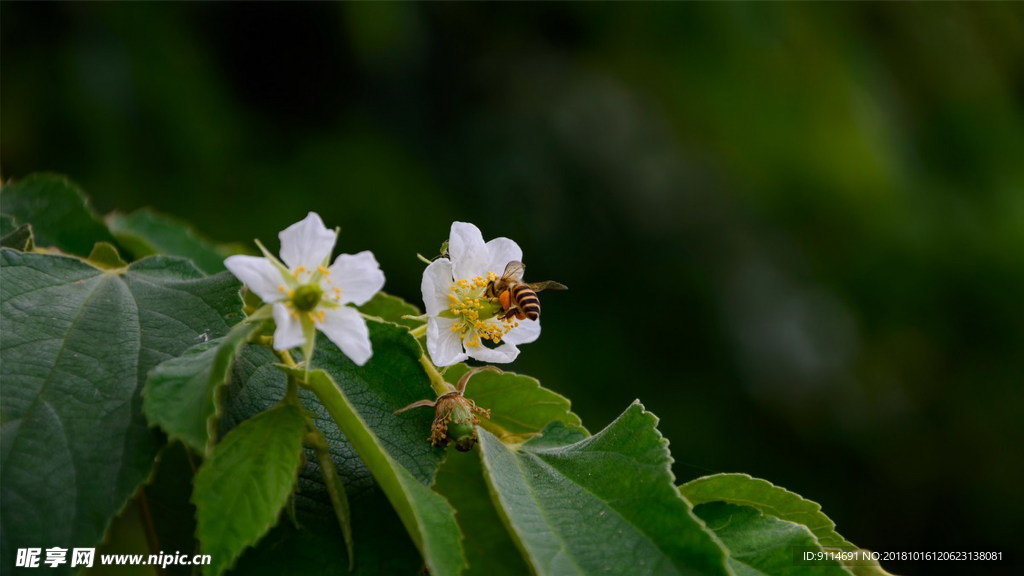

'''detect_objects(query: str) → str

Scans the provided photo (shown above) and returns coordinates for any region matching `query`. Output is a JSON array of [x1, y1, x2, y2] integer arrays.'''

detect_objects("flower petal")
[[421, 259, 454, 317], [467, 341, 520, 364], [224, 255, 287, 303], [330, 251, 385, 306], [448, 222, 490, 280], [485, 237, 523, 276], [426, 317, 468, 367], [503, 317, 541, 345], [318, 306, 373, 365], [279, 212, 337, 271], [272, 303, 306, 350]]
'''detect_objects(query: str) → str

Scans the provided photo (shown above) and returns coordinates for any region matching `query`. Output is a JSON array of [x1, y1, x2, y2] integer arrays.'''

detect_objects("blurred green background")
[[4, 3, 1023, 574]]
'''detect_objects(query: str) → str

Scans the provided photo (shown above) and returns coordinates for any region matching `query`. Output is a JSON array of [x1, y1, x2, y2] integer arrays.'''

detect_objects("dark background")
[[4, 3, 1023, 574]]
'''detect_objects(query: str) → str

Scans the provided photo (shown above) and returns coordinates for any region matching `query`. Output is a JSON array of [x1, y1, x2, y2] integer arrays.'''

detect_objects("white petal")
[[467, 341, 520, 363], [421, 259, 454, 316], [272, 303, 306, 350], [319, 306, 373, 366], [279, 212, 337, 271], [448, 222, 490, 280], [426, 317, 468, 366], [224, 255, 287, 303], [485, 237, 523, 275], [330, 251, 385, 306], [503, 317, 541, 345]]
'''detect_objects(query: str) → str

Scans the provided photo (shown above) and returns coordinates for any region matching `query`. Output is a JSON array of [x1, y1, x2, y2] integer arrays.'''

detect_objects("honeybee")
[[485, 261, 567, 321]]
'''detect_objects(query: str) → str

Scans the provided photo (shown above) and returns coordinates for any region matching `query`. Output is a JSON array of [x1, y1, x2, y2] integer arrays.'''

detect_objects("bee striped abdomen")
[[511, 284, 541, 320]]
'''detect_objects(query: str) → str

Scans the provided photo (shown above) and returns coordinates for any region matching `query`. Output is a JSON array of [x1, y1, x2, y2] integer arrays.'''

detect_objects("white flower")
[[224, 212, 385, 365], [420, 222, 541, 366]]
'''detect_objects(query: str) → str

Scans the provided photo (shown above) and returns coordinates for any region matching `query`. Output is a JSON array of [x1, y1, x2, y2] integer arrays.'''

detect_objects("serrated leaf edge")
[[478, 401, 735, 576], [193, 404, 306, 576]]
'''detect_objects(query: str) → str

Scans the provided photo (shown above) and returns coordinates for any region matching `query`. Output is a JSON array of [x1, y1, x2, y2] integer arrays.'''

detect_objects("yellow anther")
[[317, 265, 330, 275], [446, 278, 515, 347], [278, 285, 287, 293]]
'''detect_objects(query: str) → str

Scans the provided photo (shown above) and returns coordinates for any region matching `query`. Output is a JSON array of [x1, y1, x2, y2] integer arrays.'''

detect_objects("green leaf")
[[0, 223, 33, 251], [230, 490, 425, 576], [681, 474, 897, 576], [307, 427, 355, 570], [223, 322, 445, 496], [87, 241, 129, 269], [478, 401, 731, 576], [681, 473, 852, 550], [82, 444, 199, 576], [694, 502, 853, 576], [193, 404, 307, 576], [108, 208, 229, 274], [433, 449, 531, 576], [444, 363, 587, 442], [0, 173, 118, 256], [0, 213, 16, 236], [144, 442, 203, 575], [220, 323, 451, 574], [81, 499, 159, 576], [299, 366, 466, 576], [357, 291, 423, 329], [144, 321, 260, 455], [0, 249, 242, 574]]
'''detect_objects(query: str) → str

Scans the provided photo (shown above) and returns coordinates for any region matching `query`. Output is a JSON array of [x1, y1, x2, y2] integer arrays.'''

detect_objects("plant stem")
[[274, 348, 302, 404], [408, 323, 427, 340], [306, 418, 355, 570], [419, 353, 454, 396], [136, 489, 164, 576]]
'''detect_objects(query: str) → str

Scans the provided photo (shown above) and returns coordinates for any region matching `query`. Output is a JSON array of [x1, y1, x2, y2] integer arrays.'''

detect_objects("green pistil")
[[292, 284, 323, 312]]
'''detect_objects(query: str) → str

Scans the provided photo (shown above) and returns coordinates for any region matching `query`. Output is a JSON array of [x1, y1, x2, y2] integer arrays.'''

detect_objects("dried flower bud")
[[429, 392, 490, 452]]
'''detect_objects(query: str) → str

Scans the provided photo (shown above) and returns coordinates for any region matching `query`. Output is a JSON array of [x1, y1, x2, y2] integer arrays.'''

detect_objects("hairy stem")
[[306, 420, 355, 570], [408, 323, 427, 340], [274, 348, 302, 404], [418, 353, 454, 396]]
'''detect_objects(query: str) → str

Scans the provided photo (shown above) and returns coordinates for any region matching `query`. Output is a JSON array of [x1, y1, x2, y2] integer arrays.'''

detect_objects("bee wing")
[[527, 280, 568, 292], [501, 260, 526, 281]]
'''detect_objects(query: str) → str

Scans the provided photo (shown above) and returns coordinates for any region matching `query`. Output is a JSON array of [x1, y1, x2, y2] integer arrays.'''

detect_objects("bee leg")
[[498, 305, 523, 321]]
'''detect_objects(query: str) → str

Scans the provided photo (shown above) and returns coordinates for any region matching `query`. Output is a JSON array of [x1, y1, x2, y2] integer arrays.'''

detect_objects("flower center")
[[445, 273, 518, 348], [291, 284, 323, 312], [278, 266, 343, 325]]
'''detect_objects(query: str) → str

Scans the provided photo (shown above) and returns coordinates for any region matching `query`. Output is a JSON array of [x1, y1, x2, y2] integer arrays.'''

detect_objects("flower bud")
[[429, 392, 490, 452]]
